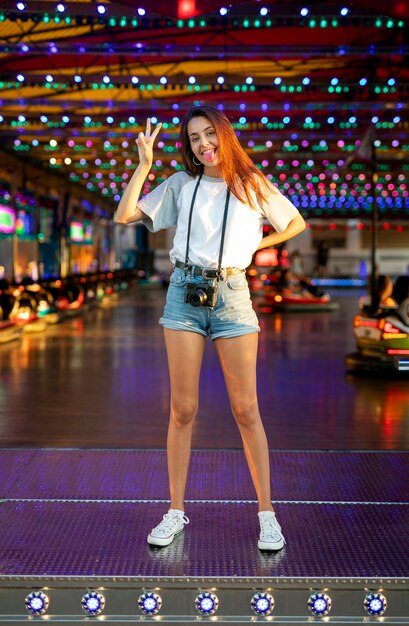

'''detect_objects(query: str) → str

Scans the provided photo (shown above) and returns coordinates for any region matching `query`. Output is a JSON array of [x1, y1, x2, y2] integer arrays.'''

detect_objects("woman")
[[115, 106, 305, 550]]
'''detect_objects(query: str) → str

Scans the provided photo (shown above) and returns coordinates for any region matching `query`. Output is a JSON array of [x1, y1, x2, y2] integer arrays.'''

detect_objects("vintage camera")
[[184, 282, 218, 308]]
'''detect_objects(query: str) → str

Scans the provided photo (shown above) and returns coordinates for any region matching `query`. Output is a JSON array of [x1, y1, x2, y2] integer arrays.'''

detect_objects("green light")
[[188, 19, 195, 27], [200, 19, 206, 26], [331, 18, 338, 27], [243, 19, 250, 27], [386, 19, 394, 28], [109, 17, 116, 26], [54, 16, 60, 23], [309, 19, 316, 27], [280, 85, 287, 91], [254, 19, 261, 27], [375, 18, 382, 27], [320, 19, 327, 27], [131, 18, 138, 26], [177, 20, 184, 27], [65, 16, 71, 23], [43, 14, 50, 23], [120, 17, 127, 26]]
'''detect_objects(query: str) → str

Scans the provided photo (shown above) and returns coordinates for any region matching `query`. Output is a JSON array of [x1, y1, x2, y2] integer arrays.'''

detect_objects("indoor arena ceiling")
[[0, 0, 408, 219]]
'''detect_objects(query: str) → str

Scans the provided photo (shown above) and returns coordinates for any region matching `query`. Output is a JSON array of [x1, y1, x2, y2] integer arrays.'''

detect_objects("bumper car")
[[8, 288, 47, 333], [345, 298, 409, 375], [0, 284, 23, 343], [264, 288, 339, 312], [256, 270, 339, 313]]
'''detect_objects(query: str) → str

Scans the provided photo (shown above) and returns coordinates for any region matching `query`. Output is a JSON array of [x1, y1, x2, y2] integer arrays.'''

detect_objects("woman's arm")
[[256, 213, 306, 251], [114, 119, 162, 224]]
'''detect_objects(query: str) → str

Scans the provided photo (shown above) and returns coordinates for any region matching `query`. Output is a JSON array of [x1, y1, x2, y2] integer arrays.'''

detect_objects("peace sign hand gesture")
[[136, 118, 162, 167]]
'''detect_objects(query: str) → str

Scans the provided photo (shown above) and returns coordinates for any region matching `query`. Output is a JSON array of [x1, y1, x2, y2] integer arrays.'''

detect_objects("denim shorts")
[[159, 267, 260, 340]]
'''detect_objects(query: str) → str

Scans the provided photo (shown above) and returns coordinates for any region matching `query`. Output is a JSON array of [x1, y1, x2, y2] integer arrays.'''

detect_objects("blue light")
[[251, 592, 274, 616], [56, 2, 66, 12], [300, 7, 309, 16], [138, 592, 162, 615], [106, 116, 114, 124], [81, 591, 105, 616], [388, 78, 396, 86], [17, 74, 24, 81], [340, 7, 349, 15], [219, 7, 228, 15], [393, 116, 401, 124], [371, 116, 379, 124], [188, 76, 196, 84], [308, 592, 332, 617], [16, 1, 26, 9], [246, 76, 253, 84], [102, 75, 110, 84], [274, 77, 282, 84], [131, 76, 139, 84], [150, 116, 158, 124], [25, 591, 49, 615], [217, 76, 225, 84], [160, 76, 167, 84], [84, 116, 92, 123], [74, 75, 82, 83], [97, 4, 106, 14], [45, 74, 53, 83], [331, 77, 339, 85], [195, 592, 219, 616], [349, 116, 356, 123], [260, 7, 268, 16], [62, 115, 70, 123], [239, 116, 246, 124], [137, 7, 145, 16], [40, 115, 48, 123], [364, 592, 387, 616], [199, 596, 214, 614], [305, 116, 312, 124], [327, 116, 335, 124], [283, 116, 290, 124], [261, 117, 268, 124], [359, 77, 368, 86], [302, 77, 310, 85]]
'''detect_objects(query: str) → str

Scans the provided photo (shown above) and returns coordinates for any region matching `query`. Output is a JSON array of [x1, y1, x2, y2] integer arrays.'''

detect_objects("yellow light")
[[274, 295, 283, 302]]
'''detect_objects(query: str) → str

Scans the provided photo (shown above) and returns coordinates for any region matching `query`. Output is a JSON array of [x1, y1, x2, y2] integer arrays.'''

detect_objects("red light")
[[329, 223, 336, 230], [357, 222, 364, 230], [383, 222, 391, 230], [386, 349, 409, 355], [178, 0, 196, 18]]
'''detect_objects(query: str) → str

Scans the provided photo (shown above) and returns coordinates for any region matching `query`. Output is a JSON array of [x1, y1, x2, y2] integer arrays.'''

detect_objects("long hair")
[[179, 105, 277, 209]]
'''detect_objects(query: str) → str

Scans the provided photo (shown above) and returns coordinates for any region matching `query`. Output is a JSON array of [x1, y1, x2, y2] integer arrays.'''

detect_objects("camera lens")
[[189, 289, 207, 307]]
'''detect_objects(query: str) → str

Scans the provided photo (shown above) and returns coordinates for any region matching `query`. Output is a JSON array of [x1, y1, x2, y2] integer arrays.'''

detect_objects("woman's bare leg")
[[215, 333, 273, 512], [164, 328, 206, 511]]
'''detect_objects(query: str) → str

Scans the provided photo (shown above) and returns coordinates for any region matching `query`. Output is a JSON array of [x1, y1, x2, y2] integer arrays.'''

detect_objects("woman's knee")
[[231, 399, 259, 428], [170, 399, 198, 427]]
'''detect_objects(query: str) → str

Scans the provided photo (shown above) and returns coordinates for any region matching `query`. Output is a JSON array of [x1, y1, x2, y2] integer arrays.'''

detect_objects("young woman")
[[115, 105, 306, 550]]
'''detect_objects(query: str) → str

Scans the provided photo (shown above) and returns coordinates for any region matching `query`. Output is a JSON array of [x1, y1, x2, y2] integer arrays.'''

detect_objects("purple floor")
[[0, 449, 407, 579]]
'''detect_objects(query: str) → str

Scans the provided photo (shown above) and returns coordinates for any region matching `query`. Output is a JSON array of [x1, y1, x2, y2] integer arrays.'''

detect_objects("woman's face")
[[187, 115, 221, 176]]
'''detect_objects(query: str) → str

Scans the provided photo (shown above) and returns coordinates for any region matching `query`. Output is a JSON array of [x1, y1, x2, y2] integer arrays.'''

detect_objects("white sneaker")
[[258, 511, 286, 551], [147, 509, 190, 547]]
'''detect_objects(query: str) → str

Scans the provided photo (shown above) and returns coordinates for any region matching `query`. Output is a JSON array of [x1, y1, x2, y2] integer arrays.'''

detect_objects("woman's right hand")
[[136, 118, 162, 167]]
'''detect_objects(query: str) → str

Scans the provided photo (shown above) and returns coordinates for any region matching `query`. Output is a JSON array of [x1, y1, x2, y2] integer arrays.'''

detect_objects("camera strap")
[[183, 174, 231, 281]]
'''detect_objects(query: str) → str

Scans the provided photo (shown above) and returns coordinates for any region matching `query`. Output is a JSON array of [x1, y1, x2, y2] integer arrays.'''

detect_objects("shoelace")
[[155, 512, 190, 534], [260, 517, 282, 539]]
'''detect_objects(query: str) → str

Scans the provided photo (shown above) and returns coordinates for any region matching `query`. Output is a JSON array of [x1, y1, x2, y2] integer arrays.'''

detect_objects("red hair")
[[179, 105, 277, 209]]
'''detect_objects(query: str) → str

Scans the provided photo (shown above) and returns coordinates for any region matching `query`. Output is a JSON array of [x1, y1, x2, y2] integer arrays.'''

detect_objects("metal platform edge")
[[0, 575, 407, 624]]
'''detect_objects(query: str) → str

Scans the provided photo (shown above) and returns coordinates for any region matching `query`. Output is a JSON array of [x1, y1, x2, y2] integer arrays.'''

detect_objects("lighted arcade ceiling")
[[0, 0, 408, 219]]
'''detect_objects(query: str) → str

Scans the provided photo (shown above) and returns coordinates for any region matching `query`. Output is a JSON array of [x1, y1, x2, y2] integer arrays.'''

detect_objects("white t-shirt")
[[138, 171, 299, 269]]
